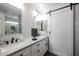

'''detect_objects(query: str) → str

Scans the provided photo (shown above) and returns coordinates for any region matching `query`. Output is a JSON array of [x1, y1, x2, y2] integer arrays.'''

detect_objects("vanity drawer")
[[32, 41, 41, 56], [32, 42, 41, 50], [11, 50, 24, 56], [32, 49, 41, 56], [32, 38, 48, 56], [41, 38, 48, 49], [11, 46, 32, 56]]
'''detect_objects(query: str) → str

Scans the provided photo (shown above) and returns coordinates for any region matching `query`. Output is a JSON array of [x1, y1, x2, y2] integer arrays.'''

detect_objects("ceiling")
[[25, 3, 69, 14], [0, 3, 69, 17], [0, 3, 21, 17]]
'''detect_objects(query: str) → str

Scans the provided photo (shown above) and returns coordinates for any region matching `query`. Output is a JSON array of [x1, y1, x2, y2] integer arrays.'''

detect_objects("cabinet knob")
[[36, 44, 40, 46]]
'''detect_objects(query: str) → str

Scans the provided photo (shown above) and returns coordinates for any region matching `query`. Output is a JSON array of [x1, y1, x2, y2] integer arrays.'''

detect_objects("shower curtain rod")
[[46, 3, 79, 14]]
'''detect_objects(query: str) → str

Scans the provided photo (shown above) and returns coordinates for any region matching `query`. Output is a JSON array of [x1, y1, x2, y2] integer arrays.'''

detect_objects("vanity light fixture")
[[6, 21, 19, 25]]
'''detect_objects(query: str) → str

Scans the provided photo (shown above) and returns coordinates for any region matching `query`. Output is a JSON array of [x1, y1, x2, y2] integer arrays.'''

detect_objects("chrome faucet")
[[11, 37, 14, 43], [4, 41, 9, 44]]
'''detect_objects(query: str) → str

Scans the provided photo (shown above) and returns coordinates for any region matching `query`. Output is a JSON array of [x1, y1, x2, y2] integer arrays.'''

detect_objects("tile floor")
[[44, 51, 57, 56]]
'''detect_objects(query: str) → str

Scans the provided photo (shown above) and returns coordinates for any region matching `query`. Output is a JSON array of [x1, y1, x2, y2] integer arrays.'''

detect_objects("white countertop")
[[0, 35, 48, 56]]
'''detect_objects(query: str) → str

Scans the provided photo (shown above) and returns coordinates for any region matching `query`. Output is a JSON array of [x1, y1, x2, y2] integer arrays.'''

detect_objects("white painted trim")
[[49, 49, 67, 56], [53, 49, 67, 56]]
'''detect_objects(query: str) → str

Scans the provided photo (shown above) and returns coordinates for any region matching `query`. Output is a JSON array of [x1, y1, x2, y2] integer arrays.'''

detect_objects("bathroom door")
[[74, 4, 79, 56], [49, 7, 73, 56]]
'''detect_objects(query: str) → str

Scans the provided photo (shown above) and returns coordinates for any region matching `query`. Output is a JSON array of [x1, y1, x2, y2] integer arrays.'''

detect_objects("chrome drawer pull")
[[37, 44, 40, 46]]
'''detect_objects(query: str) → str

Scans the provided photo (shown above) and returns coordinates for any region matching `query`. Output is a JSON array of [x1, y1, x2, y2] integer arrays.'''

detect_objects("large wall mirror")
[[35, 20, 47, 34], [33, 10, 48, 35], [0, 3, 21, 36]]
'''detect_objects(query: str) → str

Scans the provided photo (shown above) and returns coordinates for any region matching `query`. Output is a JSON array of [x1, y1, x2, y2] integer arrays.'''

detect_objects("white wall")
[[35, 3, 69, 13], [0, 3, 34, 45], [22, 3, 33, 39]]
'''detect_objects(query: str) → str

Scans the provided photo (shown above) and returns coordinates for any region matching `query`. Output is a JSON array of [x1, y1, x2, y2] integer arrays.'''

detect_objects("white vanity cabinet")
[[32, 38, 48, 56], [23, 47, 32, 56], [8, 37, 48, 56], [40, 38, 48, 56], [32, 41, 42, 56], [10, 46, 32, 56]]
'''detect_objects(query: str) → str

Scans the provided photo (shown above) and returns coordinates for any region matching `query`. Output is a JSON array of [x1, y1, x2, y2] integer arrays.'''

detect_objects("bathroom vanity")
[[0, 3, 49, 56], [0, 35, 48, 56]]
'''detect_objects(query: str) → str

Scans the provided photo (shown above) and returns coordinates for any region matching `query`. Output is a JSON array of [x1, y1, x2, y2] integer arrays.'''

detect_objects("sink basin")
[[0, 39, 31, 54]]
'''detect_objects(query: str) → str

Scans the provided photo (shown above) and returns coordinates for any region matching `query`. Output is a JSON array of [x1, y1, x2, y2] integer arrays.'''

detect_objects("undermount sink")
[[0, 39, 31, 54]]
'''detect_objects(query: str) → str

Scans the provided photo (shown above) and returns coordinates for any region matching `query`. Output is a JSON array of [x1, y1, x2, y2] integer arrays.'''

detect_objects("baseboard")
[[49, 49, 67, 56]]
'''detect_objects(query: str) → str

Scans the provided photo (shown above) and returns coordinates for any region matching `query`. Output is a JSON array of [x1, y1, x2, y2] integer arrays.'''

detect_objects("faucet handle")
[[15, 38, 19, 42], [4, 41, 9, 44], [11, 37, 14, 43]]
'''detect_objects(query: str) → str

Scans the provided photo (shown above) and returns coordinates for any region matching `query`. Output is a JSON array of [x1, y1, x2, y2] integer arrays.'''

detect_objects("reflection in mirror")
[[5, 20, 20, 34], [5, 13, 21, 34], [33, 10, 47, 35], [0, 3, 22, 35]]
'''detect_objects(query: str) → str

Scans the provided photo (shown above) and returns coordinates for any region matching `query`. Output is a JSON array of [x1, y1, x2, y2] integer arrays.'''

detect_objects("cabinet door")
[[32, 42, 41, 56], [11, 46, 32, 56], [11, 50, 24, 56], [32, 38, 48, 56], [40, 38, 48, 56], [23, 47, 32, 56]]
